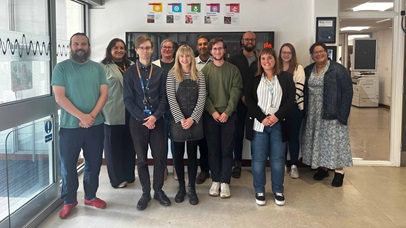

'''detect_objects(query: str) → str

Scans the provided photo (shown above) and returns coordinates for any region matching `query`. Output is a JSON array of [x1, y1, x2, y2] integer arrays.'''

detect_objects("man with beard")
[[202, 38, 242, 198], [51, 33, 108, 219], [194, 36, 212, 185], [228, 31, 258, 179]]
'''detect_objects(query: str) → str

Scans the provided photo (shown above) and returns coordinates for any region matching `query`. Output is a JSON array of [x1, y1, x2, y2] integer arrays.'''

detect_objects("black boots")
[[331, 172, 344, 187], [175, 186, 186, 203], [188, 185, 199, 205]]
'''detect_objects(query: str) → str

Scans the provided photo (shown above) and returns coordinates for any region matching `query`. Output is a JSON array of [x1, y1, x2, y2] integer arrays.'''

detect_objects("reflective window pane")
[[0, 116, 54, 221], [0, 31, 51, 104]]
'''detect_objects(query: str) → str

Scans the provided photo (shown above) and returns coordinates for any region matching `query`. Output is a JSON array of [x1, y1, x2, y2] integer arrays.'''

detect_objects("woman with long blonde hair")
[[166, 45, 206, 205]]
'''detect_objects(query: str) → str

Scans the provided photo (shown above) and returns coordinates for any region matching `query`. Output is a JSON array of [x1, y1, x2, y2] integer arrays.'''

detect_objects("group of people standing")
[[52, 31, 353, 219]]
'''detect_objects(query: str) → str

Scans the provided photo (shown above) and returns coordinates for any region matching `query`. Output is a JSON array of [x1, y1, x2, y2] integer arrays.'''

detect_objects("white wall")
[[374, 29, 392, 106], [89, 0, 317, 67], [88, 0, 338, 159]]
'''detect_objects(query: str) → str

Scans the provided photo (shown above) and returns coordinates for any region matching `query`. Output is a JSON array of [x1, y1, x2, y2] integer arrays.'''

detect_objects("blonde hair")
[[173, 45, 198, 82]]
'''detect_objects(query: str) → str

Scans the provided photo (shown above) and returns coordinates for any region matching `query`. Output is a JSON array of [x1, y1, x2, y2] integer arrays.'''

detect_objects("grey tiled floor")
[[37, 106, 399, 227], [349, 106, 390, 160], [38, 165, 406, 228]]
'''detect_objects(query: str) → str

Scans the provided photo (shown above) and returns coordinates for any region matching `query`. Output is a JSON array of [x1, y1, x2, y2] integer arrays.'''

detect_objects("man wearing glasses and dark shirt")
[[123, 35, 170, 211]]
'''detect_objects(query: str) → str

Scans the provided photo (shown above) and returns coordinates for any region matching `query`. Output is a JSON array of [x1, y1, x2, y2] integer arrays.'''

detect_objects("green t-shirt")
[[51, 59, 108, 128]]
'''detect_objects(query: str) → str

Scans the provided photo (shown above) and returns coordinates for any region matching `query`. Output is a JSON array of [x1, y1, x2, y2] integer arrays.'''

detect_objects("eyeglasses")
[[281, 51, 292, 55], [242, 38, 256, 42], [161, 46, 174, 50], [212, 47, 224, 51], [137, 46, 152, 51], [312, 50, 326, 56]]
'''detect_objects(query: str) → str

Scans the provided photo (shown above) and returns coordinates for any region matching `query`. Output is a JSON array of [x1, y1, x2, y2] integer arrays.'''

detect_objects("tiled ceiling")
[[339, 0, 394, 34]]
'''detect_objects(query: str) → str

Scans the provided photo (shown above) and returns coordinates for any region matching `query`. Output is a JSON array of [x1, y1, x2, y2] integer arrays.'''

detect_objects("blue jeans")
[[59, 124, 104, 204], [251, 122, 286, 194]]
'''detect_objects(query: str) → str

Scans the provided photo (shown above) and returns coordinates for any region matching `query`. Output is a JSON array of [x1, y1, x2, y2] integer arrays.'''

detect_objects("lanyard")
[[116, 63, 126, 73], [136, 62, 153, 109]]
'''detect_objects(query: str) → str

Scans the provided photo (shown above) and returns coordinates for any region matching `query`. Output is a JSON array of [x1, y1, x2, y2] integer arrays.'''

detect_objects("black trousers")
[[234, 101, 247, 163], [203, 111, 237, 184], [197, 137, 209, 173], [173, 140, 198, 188], [129, 117, 165, 193], [104, 124, 136, 187]]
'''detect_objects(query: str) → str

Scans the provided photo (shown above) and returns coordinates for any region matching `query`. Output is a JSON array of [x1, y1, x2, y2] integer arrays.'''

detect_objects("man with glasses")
[[52, 33, 108, 219], [152, 39, 177, 181], [123, 35, 171, 211], [194, 36, 213, 185], [202, 38, 242, 198], [228, 31, 258, 179]]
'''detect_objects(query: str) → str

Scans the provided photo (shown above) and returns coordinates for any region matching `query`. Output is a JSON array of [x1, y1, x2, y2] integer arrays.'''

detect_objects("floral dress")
[[301, 61, 353, 169]]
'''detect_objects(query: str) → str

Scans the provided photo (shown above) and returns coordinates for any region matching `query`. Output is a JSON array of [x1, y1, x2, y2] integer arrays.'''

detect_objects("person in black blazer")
[[245, 48, 295, 206]]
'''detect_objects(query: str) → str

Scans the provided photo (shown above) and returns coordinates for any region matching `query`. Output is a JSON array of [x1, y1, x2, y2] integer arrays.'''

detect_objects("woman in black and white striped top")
[[278, 43, 305, 179], [166, 45, 206, 205]]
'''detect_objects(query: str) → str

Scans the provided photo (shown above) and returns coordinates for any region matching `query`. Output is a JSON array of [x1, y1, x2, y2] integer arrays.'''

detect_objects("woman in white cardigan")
[[278, 43, 305, 179]]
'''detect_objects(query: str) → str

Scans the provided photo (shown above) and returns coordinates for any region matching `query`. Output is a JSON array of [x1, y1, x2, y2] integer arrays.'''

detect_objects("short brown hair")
[[134, 35, 153, 49], [209, 37, 227, 50]]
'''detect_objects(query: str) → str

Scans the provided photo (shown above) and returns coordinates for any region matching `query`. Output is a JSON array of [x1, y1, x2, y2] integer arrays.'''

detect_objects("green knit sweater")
[[202, 61, 243, 116]]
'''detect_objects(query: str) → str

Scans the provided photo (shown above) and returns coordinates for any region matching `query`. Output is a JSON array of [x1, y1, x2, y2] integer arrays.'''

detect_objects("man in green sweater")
[[201, 38, 243, 199]]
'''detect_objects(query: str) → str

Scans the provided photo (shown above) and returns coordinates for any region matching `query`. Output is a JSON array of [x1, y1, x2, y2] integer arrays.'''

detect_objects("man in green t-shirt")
[[51, 33, 108, 219]]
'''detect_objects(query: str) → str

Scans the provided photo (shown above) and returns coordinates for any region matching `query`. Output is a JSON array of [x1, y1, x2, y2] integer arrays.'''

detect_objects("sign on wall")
[[147, 2, 240, 25]]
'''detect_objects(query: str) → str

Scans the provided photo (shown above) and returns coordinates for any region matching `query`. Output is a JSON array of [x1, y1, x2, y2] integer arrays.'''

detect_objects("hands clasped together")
[[261, 114, 279, 127], [180, 117, 194, 129], [78, 114, 95, 128], [212, 111, 229, 123], [143, 115, 157, 129]]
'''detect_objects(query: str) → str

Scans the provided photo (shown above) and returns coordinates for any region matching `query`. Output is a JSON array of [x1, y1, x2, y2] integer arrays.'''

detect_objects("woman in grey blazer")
[[101, 38, 135, 188]]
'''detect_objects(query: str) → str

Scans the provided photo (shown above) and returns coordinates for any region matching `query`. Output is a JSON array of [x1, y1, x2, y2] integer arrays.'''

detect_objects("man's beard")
[[71, 49, 90, 63], [243, 44, 256, 52]]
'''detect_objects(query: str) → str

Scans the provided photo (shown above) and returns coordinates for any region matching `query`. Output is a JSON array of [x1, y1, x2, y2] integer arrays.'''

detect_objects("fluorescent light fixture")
[[353, 2, 393, 11], [376, 18, 391, 23], [340, 26, 370, 31], [348, 34, 371, 40]]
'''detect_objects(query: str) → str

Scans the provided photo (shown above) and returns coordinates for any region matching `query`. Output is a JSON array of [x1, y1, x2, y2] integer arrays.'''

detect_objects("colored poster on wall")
[[166, 3, 182, 24], [205, 3, 220, 24], [147, 2, 163, 24], [186, 3, 202, 24], [224, 3, 239, 24]]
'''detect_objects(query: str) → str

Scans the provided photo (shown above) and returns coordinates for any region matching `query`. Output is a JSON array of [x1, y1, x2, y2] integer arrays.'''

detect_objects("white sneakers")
[[209, 182, 231, 198], [220, 183, 231, 198], [209, 182, 220, 196], [290, 165, 299, 179]]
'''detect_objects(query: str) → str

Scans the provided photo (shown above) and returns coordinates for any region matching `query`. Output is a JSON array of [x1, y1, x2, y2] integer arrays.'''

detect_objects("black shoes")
[[188, 186, 199, 205], [154, 190, 171, 206], [175, 186, 186, 203], [196, 172, 210, 184], [313, 168, 329, 180], [137, 192, 151, 211], [231, 161, 242, 178], [331, 172, 344, 187]]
